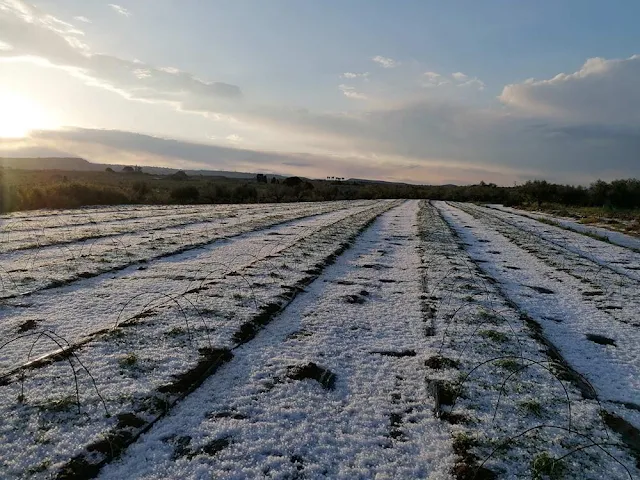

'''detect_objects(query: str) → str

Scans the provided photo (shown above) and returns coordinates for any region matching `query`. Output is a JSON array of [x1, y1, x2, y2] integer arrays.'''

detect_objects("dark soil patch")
[[427, 379, 458, 411], [172, 435, 230, 459], [287, 330, 313, 340], [372, 349, 416, 358], [17, 319, 39, 333], [158, 347, 233, 396], [286, 362, 336, 390], [439, 411, 469, 425], [425, 356, 460, 370], [389, 412, 405, 440], [290, 454, 305, 471], [232, 302, 282, 344], [116, 413, 146, 429], [209, 411, 248, 420], [344, 294, 366, 304], [361, 263, 391, 270], [528, 285, 555, 294], [586, 333, 616, 346], [582, 290, 604, 297], [452, 434, 497, 480], [602, 412, 640, 469]]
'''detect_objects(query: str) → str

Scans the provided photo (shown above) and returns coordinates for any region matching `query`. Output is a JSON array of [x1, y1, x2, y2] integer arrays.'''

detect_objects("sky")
[[0, 0, 639, 185]]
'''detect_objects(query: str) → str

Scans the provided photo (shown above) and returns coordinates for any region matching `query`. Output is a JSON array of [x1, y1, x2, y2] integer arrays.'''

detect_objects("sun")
[[0, 91, 56, 138]]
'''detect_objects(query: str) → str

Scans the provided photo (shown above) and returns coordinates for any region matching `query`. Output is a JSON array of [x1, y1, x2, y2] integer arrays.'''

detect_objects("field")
[[0, 200, 639, 479]]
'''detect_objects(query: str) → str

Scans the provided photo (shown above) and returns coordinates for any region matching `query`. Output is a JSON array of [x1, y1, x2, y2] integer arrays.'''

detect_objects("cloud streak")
[[0, 0, 242, 112], [372, 55, 398, 69], [108, 4, 131, 17]]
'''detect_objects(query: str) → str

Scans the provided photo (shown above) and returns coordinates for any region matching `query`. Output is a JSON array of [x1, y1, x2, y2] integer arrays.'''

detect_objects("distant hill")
[[0, 157, 282, 179], [0, 157, 100, 171]]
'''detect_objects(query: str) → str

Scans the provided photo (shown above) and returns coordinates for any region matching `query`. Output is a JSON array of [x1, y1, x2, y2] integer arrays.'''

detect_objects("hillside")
[[0, 157, 277, 179]]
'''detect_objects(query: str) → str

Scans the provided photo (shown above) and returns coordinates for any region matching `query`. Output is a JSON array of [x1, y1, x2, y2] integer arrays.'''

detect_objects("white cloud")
[[448, 71, 485, 90], [339, 84, 367, 100], [0, 0, 242, 112], [372, 55, 397, 69], [499, 54, 640, 125], [133, 68, 151, 79], [108, 4, 131, 17], [422, 71, 450, 88], [226, 134, 242, 143], [341, 72, 370, 79], [421, 70, 484, 90], [73, 16, 91, 23], [0, 40, 12, 51], [159, 66, 180, 74], [458, 78, 485, 90]]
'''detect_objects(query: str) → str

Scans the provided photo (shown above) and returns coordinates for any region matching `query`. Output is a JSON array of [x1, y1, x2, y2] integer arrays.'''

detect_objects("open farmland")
[[1, 200, 639, 479]]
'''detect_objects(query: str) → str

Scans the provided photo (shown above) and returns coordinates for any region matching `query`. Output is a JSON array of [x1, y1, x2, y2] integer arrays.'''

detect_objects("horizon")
[[1, 1, 640, 185]]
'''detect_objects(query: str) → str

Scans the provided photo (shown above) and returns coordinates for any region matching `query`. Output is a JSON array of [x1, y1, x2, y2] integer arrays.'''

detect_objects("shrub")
[[170, 185, 200, 203]]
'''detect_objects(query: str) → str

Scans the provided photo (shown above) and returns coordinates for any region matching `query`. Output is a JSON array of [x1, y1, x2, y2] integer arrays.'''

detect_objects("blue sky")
[[0, 0, 639, 184]]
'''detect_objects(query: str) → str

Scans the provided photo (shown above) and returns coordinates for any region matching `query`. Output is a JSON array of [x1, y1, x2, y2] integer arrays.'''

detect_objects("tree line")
[[1, 167, 639, 214]]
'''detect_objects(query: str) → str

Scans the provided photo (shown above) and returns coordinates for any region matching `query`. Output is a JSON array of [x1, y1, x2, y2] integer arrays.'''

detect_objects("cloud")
[[458, 78, 485, 90], [422, 71, 450, 88], [341, 72, 370, 79], [0, 127, 530, 184], [421, 70, 485, 90], [0, 0, 242, 111], [372, 55, 398, 69], [499, 54, 640, 125], [73, 16, 91, 23], [242, 94, 640, 182], [108, 4, 131, 17], [225, 134, 243, 143], [338, 84, 367, 100], [447, 72, 485, 90]]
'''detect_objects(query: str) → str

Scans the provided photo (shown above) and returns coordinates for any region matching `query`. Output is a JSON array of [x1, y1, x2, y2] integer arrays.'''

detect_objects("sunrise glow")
[[0, 91, 55, 138]]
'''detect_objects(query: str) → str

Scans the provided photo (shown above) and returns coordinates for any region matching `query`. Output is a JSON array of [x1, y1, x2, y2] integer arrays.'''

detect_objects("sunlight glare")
[[0, 91, 56, 138]]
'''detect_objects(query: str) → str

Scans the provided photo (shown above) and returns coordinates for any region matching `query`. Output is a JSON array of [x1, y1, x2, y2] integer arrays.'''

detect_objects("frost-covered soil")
[[1, 200, 639, 479], [0, 201, 368, 298], [0, 200, 397, 478], [487, 204, 640, 252], [436, 203, 640, 454], [100, 200, 456, 479]]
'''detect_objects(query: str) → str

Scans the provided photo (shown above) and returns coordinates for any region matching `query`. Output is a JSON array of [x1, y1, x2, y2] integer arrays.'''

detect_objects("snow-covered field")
[[1, 201, 638, 479]]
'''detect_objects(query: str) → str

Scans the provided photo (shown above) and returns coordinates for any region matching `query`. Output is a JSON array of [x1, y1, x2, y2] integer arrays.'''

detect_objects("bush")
[[170, 185, 199, 203]]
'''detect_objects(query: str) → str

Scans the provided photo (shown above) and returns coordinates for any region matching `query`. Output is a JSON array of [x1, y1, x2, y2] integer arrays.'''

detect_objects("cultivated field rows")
[[423, 202, 638, 478], [487, 204, 640, 252], [1, 200, 638, 479], [439, 202, 640, 428], [0, 200, 397, 478], [97, 200, 639, 479], [0, 201, 387, 367], [100, 200, 456, 479], [0, 201, 373, 298]]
